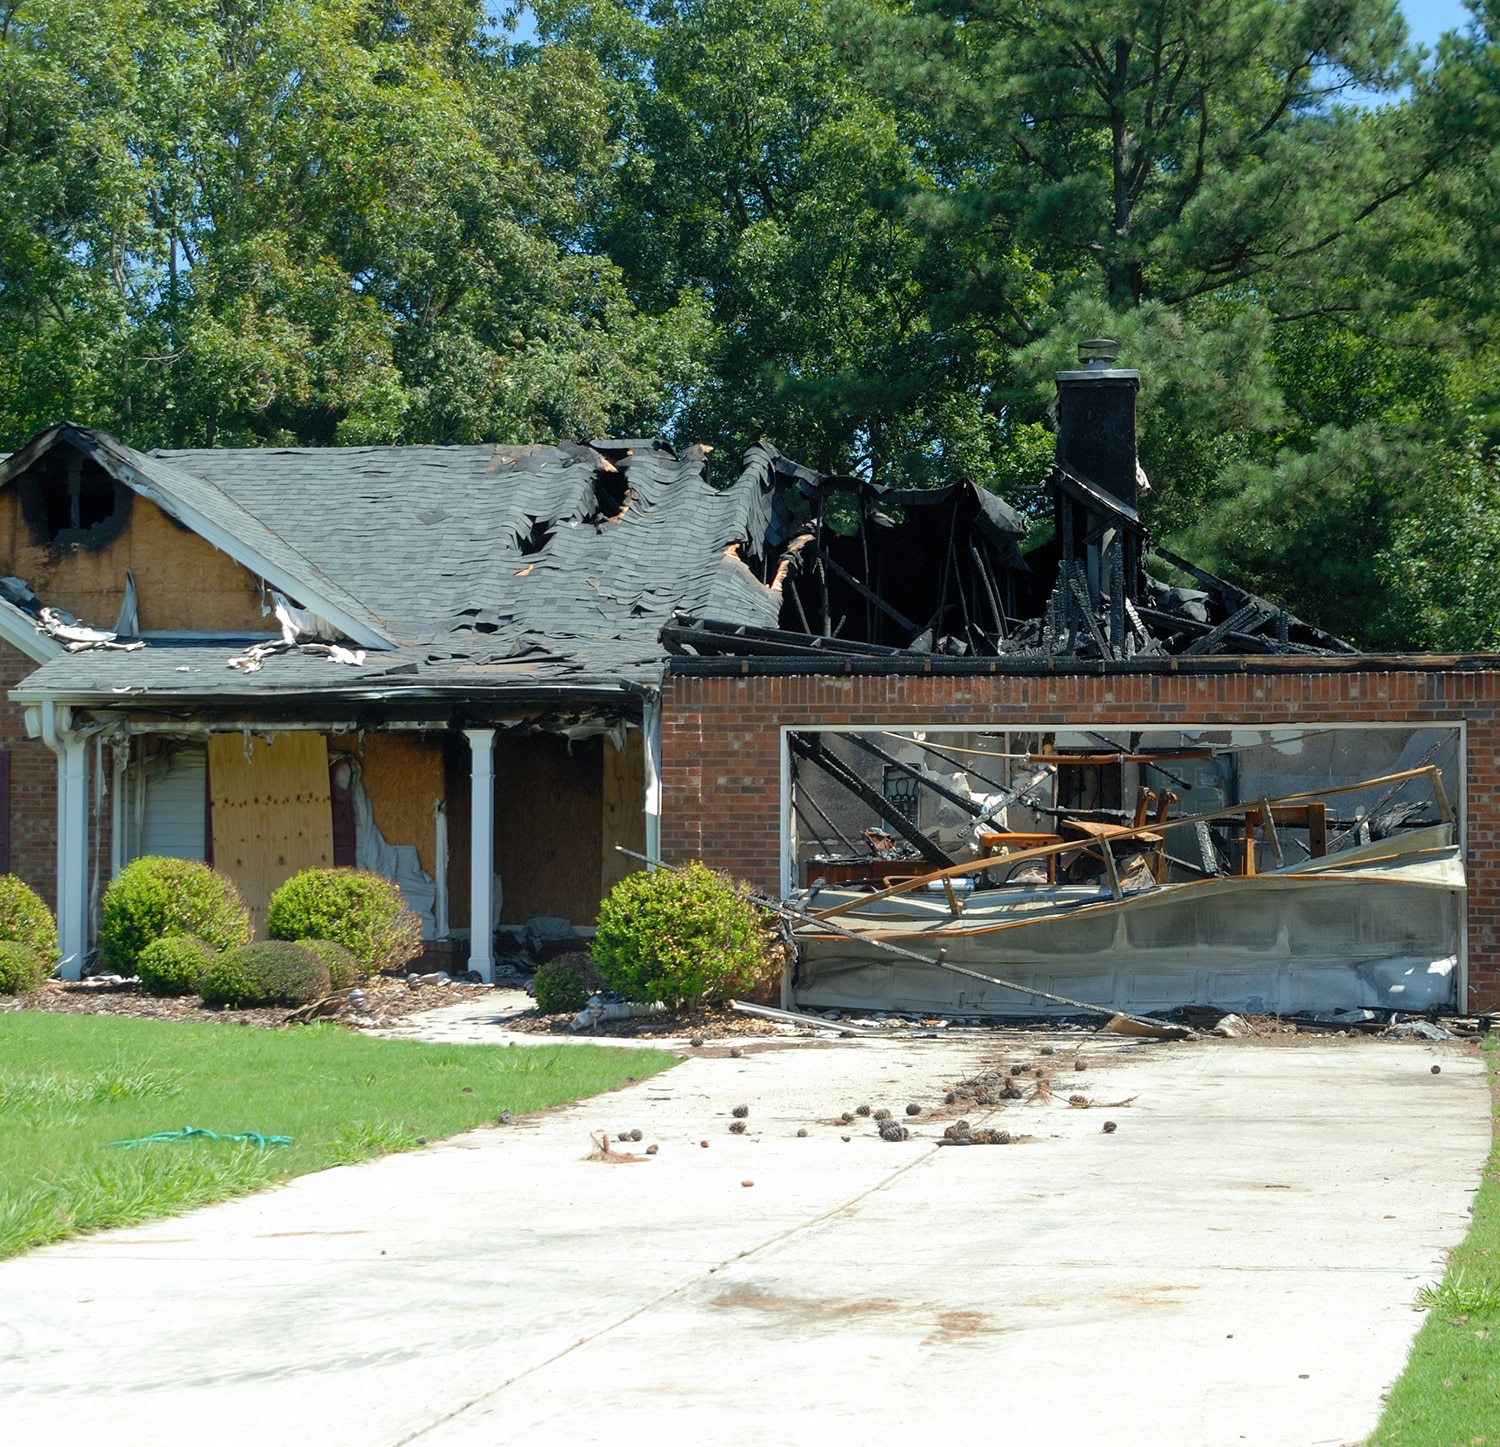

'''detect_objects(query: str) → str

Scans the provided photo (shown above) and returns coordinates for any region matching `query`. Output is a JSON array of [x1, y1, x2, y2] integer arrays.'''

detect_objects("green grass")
[[1369, 1035, 1500, 1446], [0, 1013, 674, 1259]]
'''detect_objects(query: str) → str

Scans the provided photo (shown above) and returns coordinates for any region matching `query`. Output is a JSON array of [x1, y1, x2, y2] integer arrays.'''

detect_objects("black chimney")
[[1055, 338, 1139, 507]]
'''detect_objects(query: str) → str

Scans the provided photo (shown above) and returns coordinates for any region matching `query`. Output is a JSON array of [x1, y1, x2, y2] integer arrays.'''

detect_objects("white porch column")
[[643, 694, 662, 869], [40, 701, 89, 980], [463, 728, 496, 982]]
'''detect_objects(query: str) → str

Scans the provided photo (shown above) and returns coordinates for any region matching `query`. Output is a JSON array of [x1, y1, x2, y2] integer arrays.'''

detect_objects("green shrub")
[[0, 942, 46, 995], [100, 858, 251, 974], [533, 952, 602, 1014], [591, 862, 769, 1008], [200, 942, 331, 1009], [299, 939, 358, 990], [266, 869, 421, 976], [134, 936, 216, 997], [0, 877, 58, 967]]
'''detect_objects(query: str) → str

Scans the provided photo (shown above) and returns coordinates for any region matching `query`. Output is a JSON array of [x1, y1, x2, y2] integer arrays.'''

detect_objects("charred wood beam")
[[1151, 544, 1356, 654], [1067, 564, 1113, 658], [814, 496, 831, 636], [840, 732, 987, 817], [858, 501, 874, 642], [663, 616, 913, 658], [793, 763, 861, 854], [785, 575, 813, 635], [806, 543, 921, 638], [1109, 533, 1126, 657], [970, 539, 1007, 641], [1134, 606, 1283, 655], [1179, 602, 1273, 657], [663, 626, 845, 660], [789, 733, 956, 868]]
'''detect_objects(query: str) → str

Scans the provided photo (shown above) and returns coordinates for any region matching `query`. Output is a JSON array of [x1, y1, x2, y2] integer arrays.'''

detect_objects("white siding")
[[133, 745, 207, 862]]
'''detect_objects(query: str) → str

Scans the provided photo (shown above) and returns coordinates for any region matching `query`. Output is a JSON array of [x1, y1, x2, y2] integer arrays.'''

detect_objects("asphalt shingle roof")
[[10, 433, 788, 703]]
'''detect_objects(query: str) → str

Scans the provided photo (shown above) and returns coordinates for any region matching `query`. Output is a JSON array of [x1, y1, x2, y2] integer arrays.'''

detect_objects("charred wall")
[[0, 459, 266, 634]]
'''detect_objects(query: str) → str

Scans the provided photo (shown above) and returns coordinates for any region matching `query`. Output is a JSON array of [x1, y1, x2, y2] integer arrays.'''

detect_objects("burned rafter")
[[788, 733, 956, 869]]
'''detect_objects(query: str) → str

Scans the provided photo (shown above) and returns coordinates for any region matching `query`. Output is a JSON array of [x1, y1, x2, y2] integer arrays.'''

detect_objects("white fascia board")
[[0, 597, 62, 663]]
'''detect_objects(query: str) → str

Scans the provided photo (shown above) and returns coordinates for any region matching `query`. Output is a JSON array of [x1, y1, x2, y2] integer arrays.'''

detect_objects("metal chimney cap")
[[1078, 338, 1120, 367]]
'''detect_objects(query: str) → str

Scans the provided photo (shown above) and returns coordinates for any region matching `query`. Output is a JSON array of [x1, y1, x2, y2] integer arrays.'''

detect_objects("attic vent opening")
[[19, 444, 131, 550]]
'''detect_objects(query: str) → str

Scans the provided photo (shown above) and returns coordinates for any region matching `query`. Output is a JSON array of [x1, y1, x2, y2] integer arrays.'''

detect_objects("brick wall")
[[0, 639, 57, 906], [659, 663, 1500, 1012]]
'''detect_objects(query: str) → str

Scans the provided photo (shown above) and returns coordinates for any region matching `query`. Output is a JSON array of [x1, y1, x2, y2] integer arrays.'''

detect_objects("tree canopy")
[[2, 0, 1500, 648]]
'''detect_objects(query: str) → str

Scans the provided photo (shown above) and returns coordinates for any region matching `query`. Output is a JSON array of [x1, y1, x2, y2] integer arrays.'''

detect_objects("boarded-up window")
[[208, 733, 333, 931], [600, 730, 646, 898]]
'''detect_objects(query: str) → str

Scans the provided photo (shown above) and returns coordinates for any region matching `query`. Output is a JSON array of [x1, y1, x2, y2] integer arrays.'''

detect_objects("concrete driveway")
[[0, 1030, 1487, 1447]]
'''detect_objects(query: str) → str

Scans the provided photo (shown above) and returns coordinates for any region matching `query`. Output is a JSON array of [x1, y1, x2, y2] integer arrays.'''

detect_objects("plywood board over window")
[[601, 729, 646, 898], [493, 733, 603, 924], [208, 733, 333, 931]]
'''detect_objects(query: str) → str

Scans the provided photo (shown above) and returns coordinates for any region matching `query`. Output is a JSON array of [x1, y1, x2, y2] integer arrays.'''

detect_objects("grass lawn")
[[1369, 1034, 1500, 1446], [0, 1012, 674, 1260]]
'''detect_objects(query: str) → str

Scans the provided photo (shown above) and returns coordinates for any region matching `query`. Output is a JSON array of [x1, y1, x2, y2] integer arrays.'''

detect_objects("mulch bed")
[[503, 1001, 781, 1040], [2, 975, 492, 1030]]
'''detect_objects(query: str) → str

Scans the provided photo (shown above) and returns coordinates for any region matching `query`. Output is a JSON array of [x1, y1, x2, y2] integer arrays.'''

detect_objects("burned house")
[[0, 341, 1495, 1016]]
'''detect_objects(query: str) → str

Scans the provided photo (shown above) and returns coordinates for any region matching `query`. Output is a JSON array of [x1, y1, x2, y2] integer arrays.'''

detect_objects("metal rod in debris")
[[727, 1000, 888, 1035]]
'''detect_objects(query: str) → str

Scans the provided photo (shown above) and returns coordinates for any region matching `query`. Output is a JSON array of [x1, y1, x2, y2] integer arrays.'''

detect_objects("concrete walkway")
[[0, 1032, 1487, 1447]]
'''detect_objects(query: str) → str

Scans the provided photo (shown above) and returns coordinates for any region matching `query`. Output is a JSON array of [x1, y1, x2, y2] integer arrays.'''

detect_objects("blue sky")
[[502, 4, 1478, 51], [1402, 0, 1476, 51]]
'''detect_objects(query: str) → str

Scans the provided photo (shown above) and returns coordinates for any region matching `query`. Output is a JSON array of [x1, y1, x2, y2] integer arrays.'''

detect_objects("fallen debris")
[[1103, 1014, 1194, 1042], [587, 1131, 650, 1163], [1384, 1020, 1455, 1042]]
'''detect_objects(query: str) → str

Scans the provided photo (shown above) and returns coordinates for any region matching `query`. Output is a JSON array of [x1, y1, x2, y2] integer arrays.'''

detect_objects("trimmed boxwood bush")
[[0, 941, 46, 995], [300, 939, 358, 991], [0, 876, 59, 968], [200, 942, 331, 1008], [266, 868, 422, 976], [533, 952, 602, 1014], [135, 936, 216, 997], [592, 861, 769, 1008], [100, 858, 251, 974]]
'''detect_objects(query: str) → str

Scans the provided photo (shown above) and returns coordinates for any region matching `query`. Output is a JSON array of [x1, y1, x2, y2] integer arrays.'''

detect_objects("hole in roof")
[[590, 469, 628, 522], [518, 518, 554, 556]]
